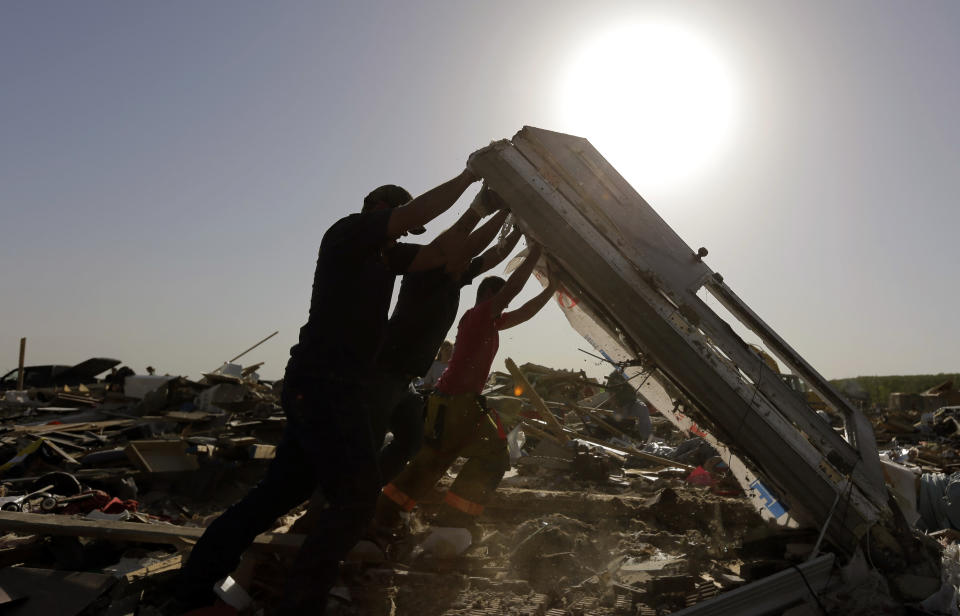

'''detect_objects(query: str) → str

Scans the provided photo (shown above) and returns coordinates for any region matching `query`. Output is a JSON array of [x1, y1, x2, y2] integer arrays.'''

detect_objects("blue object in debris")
[[750, 479, 788, 519]]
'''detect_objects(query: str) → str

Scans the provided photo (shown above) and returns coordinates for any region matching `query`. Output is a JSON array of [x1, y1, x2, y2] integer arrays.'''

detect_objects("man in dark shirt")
[[376, 200, 522, 482], [176, 169, 479, 614], [290, 193, 517, 537], [605, 369, 652, 441]]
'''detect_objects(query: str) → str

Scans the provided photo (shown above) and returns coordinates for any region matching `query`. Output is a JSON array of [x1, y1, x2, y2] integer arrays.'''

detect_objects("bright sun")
[[560, 22, 736, 192]]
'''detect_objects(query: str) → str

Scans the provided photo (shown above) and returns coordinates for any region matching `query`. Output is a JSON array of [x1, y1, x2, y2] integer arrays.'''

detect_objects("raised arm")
[[434, 207, 484, 265], [497, 274, 558, 330], [487, 243, 542, 315], [387, 169, 478, 239], [406, 190, 510, 273], [422, 209, 510, 275], [462, 208, 509, 257], [448, 206, 483, 236], [405, 203, 486, 273], [474, 224, 521, 275]]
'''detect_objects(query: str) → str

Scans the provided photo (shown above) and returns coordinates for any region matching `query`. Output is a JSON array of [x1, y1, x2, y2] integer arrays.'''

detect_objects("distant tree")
[[829, 373, 960, 408]]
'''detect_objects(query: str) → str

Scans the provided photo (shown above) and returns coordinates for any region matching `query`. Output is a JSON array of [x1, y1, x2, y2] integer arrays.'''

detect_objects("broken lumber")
[[11, 419, 134, 436], [123, 554, 183, 582], [40, 438, 81, 466], [573, 404, 691, 470], [17, 337, 25, 391], [506, 357, 568, 442], [519, 418, 567, 447], [125, 440, 199, 473], [0, 511, 303, 555]]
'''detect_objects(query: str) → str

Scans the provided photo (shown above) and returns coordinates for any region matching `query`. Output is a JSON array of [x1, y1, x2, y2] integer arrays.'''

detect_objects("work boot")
[[166, 580, 217, 615], [373, 493, 404, 531], [350, 500, 410, 563], [419, 526, 474, 557], [430, 506, 483, 544], [321, 584, 355, 616]]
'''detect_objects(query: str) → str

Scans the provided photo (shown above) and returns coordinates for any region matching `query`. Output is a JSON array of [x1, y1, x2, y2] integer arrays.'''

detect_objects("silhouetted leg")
[[378, 388, 425, 483], [176, 426, 316, 607]]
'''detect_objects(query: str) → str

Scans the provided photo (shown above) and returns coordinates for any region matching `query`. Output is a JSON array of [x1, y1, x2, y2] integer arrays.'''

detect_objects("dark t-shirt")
[[607, 370, 637, 406], [377, 257, 485, 378], [286, 209, 418, 382]]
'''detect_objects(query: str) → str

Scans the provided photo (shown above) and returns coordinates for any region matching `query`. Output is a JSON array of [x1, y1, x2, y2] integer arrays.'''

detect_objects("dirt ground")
[[200, 414, 772, 616]]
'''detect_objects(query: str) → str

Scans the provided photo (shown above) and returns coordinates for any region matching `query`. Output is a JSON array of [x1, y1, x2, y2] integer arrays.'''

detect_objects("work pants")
[[382, 392, 509, 517], [176, 376, 391, 614], [378, 383, 425, 484], [291, 375, 421, 536]]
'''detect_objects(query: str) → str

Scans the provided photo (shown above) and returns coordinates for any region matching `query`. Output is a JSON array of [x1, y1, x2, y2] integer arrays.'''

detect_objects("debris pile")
[[0, 361, 294, 614], [0, 356, 942, 616], [888, 380, 960, 414], [0, 126, 952, 614]]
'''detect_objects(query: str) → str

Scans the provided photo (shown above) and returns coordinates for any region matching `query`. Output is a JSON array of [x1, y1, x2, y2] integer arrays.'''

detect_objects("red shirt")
[[435, 299, 505, 395]]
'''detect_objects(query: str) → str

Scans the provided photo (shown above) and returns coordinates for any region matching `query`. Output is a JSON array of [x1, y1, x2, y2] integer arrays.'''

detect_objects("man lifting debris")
[[291, 188, 523, 540], [376, 243, 557, 539], [175, 168, 480, 614], [375, 188, 522, 483]]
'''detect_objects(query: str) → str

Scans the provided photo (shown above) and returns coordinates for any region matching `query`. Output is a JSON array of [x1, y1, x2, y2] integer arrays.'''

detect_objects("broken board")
[[470, 127, 901, 556], [0, 567, 114, 616], [125, 440, 199, 473], [0, 511, 303, 555]]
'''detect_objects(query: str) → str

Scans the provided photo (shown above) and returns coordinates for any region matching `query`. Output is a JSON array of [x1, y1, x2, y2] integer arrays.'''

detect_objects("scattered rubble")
[[0, 130, 953, 615], [0, 352, 953, 615]]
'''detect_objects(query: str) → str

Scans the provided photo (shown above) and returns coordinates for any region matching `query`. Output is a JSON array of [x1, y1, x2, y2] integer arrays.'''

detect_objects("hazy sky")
[[2, 1, 958, 382]]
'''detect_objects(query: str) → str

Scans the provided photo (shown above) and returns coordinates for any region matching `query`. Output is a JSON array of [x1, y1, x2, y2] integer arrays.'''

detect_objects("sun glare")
[[560, 22, 736, 192]]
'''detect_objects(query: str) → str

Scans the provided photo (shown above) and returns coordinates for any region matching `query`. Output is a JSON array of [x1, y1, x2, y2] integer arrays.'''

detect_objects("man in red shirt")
[[377, 243, 557, 529]]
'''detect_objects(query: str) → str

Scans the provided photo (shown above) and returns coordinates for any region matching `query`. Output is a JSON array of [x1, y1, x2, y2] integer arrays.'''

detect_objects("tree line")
[[829, 373, 960, 408]]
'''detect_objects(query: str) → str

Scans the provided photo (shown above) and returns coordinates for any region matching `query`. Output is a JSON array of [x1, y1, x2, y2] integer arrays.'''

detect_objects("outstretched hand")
[[470, 185, 508, 217]]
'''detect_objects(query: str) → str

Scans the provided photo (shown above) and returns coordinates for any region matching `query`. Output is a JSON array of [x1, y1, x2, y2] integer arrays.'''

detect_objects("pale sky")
[[2, 1, 958, 383]]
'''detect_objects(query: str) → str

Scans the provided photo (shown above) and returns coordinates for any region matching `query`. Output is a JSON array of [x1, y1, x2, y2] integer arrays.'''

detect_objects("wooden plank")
[[0, 511, 304, 554], [11, 420, 134, 436], [123, 554, 183, 582], [522, 417, 629, 463], [505, 358, 568, 442], [573, 405, 692, 471], [39, 438, 80, 465], [561, 431, 627, 463], [519, 419, 567, 447], [249, 444, 277, 459], [162, 410, 213, 423], [125, 441, 198, 473], [48, 430, 91, 442], [17, 338, 25, 391], [218, 436, 257, 448], [38, 434, 88, 451]]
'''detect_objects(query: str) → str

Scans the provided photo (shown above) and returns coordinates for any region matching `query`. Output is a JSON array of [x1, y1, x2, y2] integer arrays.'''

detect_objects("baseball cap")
[[363, 184, 425, 234]]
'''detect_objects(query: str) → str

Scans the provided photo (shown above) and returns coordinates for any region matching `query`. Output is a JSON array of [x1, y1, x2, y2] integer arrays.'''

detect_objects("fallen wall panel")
[[470, 126, 898, 555]]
